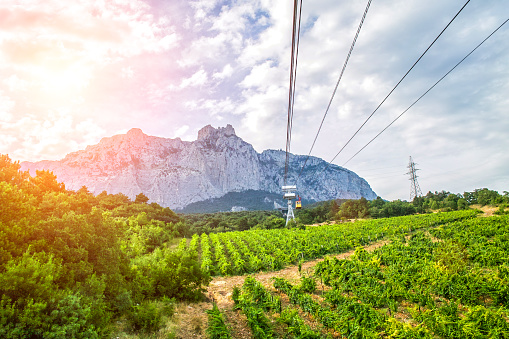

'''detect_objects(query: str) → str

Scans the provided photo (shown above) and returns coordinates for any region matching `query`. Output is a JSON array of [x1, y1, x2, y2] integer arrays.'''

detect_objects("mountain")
[[20, 125, 377, 211]]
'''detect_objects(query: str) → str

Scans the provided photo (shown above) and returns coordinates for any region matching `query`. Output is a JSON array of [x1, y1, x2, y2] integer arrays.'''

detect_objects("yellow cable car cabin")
[[296, 199, 302, 209]]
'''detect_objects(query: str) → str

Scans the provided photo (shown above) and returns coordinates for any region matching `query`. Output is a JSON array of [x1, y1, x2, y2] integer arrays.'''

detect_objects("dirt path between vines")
[[173, 239, 390, 339]]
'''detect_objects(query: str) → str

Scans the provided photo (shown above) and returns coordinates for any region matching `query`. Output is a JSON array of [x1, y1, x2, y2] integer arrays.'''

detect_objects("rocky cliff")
[[21, 125, 377, 210]]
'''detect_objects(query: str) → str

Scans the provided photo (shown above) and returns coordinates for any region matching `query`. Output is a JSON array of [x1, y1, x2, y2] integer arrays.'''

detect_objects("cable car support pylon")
[[282, 185, 297, 226]]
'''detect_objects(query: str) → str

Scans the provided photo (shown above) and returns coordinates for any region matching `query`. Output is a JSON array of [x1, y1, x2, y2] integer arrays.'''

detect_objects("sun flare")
[[29, 60, 93, 106], [42, 67, 89, 93], [39, 61, 90, 91]]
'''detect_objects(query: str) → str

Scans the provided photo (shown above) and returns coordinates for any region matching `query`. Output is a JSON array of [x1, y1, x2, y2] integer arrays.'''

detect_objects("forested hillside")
[[0, 154, 208, 337]]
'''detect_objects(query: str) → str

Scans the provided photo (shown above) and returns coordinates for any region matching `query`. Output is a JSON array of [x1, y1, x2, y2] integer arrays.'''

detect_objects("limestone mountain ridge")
[[21, 125, 377, 210]]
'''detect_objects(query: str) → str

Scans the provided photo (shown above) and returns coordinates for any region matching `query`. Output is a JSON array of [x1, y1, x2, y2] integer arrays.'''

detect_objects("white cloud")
[[0, 134, 17, 150], [121, 66, 134, 79], [177, 30, 244, 68], [185, 97, 236, 118], [75, 119, 107, 145], [236, 0, 290, 68], [3, 75, 28, 92], [237, 84, 287, 152], [177, 1, 258, 69], [180, 69, 208, 88], [0, 91, 15, 122], [239, 60, 285, 90], [0, 0, 180, 62], [210, 3, 255, 33], [0, 108, 111, 162], [212, 64, 234, 80], [190, 0, 220, 20]]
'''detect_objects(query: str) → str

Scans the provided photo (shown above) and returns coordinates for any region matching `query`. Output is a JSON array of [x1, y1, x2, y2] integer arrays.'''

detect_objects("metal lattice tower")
[[282, 185, 297, 226], [407, 156, 423, 201]]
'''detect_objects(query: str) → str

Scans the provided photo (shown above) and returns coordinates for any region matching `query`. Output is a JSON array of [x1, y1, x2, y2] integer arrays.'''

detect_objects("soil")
[[172, 301, 211, 338], [472, 204, 499, 217]]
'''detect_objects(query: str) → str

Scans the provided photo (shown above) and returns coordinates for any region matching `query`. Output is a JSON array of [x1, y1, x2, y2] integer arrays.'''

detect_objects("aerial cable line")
[[287, 0, 302, 180], [298, 0, 373, 178], [341, 17, 509, 166], [284, 0, 303, 185], [285, 0, 303, 184], [318, 0, 471, 175]]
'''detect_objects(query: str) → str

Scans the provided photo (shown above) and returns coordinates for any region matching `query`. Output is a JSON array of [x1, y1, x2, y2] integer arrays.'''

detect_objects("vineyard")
[[187, 210, 478, 277], [200, 211, 509, 338]]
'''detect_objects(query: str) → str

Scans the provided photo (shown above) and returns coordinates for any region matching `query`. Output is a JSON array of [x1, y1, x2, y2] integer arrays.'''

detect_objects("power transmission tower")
[[407, 156, 423, 201]]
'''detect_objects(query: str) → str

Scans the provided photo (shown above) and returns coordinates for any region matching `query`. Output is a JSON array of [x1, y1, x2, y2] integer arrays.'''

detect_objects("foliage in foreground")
[[0, 154, 209, 338]]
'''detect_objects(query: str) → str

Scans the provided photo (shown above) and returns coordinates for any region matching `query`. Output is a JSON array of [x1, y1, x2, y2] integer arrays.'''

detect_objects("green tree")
[[412, 196, 426, 213], [0, 251, 103, 338], [0, 154, 30, 187], [369, 199, 415, 218], [295, 200, 332, 224], [135, 193, 150, 204], [371, 196, 386, 208], [97, 192, 131, 210], [444, 194, 460, 210], [262, 215, 286, 229], [338, 198, 369, 219], [457, 198, 468, 210], [464, 188, 503, 206], [30, 170, 66, 196], [131, 248, 211, 301], [329, 200, 340, 219], [0, 182, 38, 226]]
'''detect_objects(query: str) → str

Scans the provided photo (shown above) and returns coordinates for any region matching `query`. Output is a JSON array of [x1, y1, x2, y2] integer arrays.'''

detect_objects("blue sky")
[[0, 0, 508, 200]]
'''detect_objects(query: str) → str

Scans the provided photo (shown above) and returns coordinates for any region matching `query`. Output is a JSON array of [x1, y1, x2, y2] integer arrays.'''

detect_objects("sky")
[[0, 0, 508, 201]]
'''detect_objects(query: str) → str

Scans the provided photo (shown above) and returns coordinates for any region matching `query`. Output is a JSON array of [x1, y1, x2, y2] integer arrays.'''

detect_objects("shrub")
[[45, 293, 99, 339], [126, 301, 162, 333], [131, 248, 211, 302]]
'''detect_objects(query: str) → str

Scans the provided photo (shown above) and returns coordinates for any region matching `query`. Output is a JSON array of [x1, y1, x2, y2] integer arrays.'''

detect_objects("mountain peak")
[[197, 124, 236, 141], [21, 123, 377, 210], [126, 128, 145, 137]]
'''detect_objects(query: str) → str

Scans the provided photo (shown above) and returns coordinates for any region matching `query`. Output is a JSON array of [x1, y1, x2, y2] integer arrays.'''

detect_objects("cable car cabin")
[[295, 200, 302, 209]]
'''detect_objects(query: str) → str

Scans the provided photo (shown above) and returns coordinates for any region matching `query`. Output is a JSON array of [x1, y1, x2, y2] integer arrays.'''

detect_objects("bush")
[[262, 216, 286, 229], [126, 301, 162, 333], [0, 292, 101, 339], [45, 293, 99, 339], [131, 248, 211, 302]]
